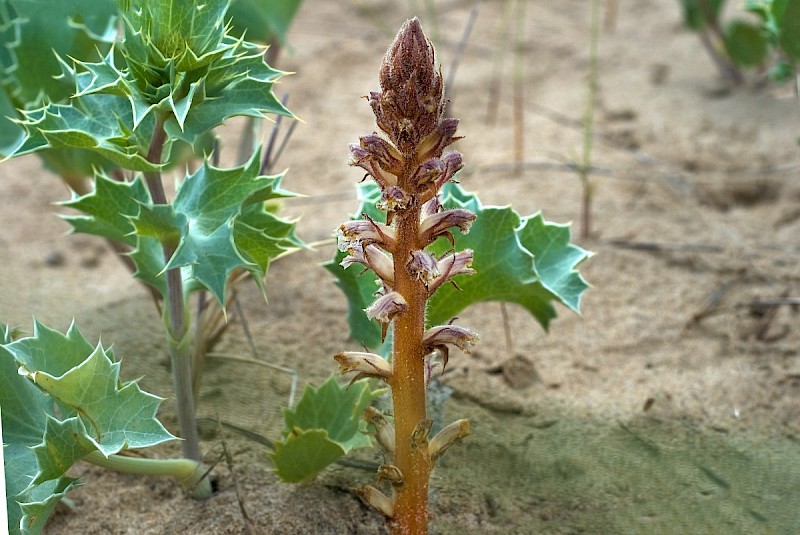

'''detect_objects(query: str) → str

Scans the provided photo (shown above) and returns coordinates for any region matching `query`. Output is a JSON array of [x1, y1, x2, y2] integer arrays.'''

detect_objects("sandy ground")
[[3, 0, 800, 533]]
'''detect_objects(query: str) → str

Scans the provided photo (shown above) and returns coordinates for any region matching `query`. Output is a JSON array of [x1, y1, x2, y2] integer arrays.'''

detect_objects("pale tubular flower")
[[436, 150, 464, 189], [377, 185, 411, 213], [429, 419, 470, 463], [417, 117, 461, 161], [366, 290, 408, 323], [419, 208, 476, 246], [410, 157, 444, 188], [422, 324, 478, 370], [407, 249, 440, 288], [334, 351, 393, 384], [349, 144, 397, 188], [356, 485, 394, 518], [359, 132, 404, 176], [340, 242, 394, 285], [364, 406, 395, 455], [420, 196, 443, 219], [423, 324, 478, 353], [428, 249, 475, 293], [337, 217, 396, 252]]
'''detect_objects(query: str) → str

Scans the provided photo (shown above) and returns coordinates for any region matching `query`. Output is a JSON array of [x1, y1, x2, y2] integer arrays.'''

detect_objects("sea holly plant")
[[4, 0, 299, 492], [1, 322, 210, 535], [325, 19, 589, 534]]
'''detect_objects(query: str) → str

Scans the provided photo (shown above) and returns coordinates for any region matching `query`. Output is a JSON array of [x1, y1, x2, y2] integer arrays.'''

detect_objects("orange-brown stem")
[[389, 168, 432, 535]]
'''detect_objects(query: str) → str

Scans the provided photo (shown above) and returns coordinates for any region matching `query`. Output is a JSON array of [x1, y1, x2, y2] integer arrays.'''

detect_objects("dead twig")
[[215, 416, 255, 535]]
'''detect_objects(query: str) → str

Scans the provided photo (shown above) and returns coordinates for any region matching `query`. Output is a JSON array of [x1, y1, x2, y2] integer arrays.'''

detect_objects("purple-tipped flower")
[[338, 217, 396, 252], [419, 208, 476, 246], [422, 323, 478, 371], [366, 290, 408, 323], [418, 118, 461, 161], [341, 242, 394, 285], [360, 133, 404, 176], [410, 158, 444, 188], [407, 250, 440, 288], [349, 144, 397, 189], [428, 249, 475, 293], [377, 185, 411, 213], [423, 324, 478, 353], [335, 351, 394, 384]]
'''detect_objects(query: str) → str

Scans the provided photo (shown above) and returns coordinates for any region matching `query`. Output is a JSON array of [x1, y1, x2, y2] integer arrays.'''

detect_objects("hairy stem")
[[83, 451, 211, 498], [143, 116, 202, 463], [389, 168, 431, 535]]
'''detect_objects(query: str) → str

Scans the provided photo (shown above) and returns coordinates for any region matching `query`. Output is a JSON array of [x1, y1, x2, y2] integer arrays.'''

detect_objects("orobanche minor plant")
[[327, 19, 590, 534]]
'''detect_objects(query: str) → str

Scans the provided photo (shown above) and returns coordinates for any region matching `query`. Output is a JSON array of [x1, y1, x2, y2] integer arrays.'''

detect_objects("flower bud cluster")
[[336, 18, 478, 391]]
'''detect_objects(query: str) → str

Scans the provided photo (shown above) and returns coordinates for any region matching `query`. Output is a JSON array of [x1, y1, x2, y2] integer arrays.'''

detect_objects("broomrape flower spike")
[[334, 18, 475, 534]]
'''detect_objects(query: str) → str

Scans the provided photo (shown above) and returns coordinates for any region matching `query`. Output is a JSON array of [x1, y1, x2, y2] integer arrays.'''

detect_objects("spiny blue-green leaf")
[[123, 0, 231, 67], [228, 0, 304, 46], [163, 52, 292, 141], [131, 203, 185, 247], [155, 148, 300, 303], [9, 98, 159, 172], [270, 376, 380, 482], [0, 0, 116, 104], [62, 174, 151, 246], [0, 320, 172, 535], [326, 183, 591, 349], [61, 173, 168, 297], [1, 325, 76, 535], [5, 321, 175, 461], [427, 183, 591, 327], [270, 429, 346, 484], [0, 0, 116, 171]]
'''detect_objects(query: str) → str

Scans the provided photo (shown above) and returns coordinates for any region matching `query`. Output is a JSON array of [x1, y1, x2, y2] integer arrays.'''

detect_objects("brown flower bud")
[[374, 18, 444, 155]]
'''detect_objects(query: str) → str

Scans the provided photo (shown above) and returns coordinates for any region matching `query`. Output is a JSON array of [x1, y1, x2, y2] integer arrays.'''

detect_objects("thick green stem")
[[83, 451, 211, 498], [389, 170, 432, 535], [143, 116, 202, 463]]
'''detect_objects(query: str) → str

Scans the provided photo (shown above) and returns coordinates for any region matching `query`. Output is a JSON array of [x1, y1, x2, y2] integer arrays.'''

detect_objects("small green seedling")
[[681, 0, 800, 84]]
